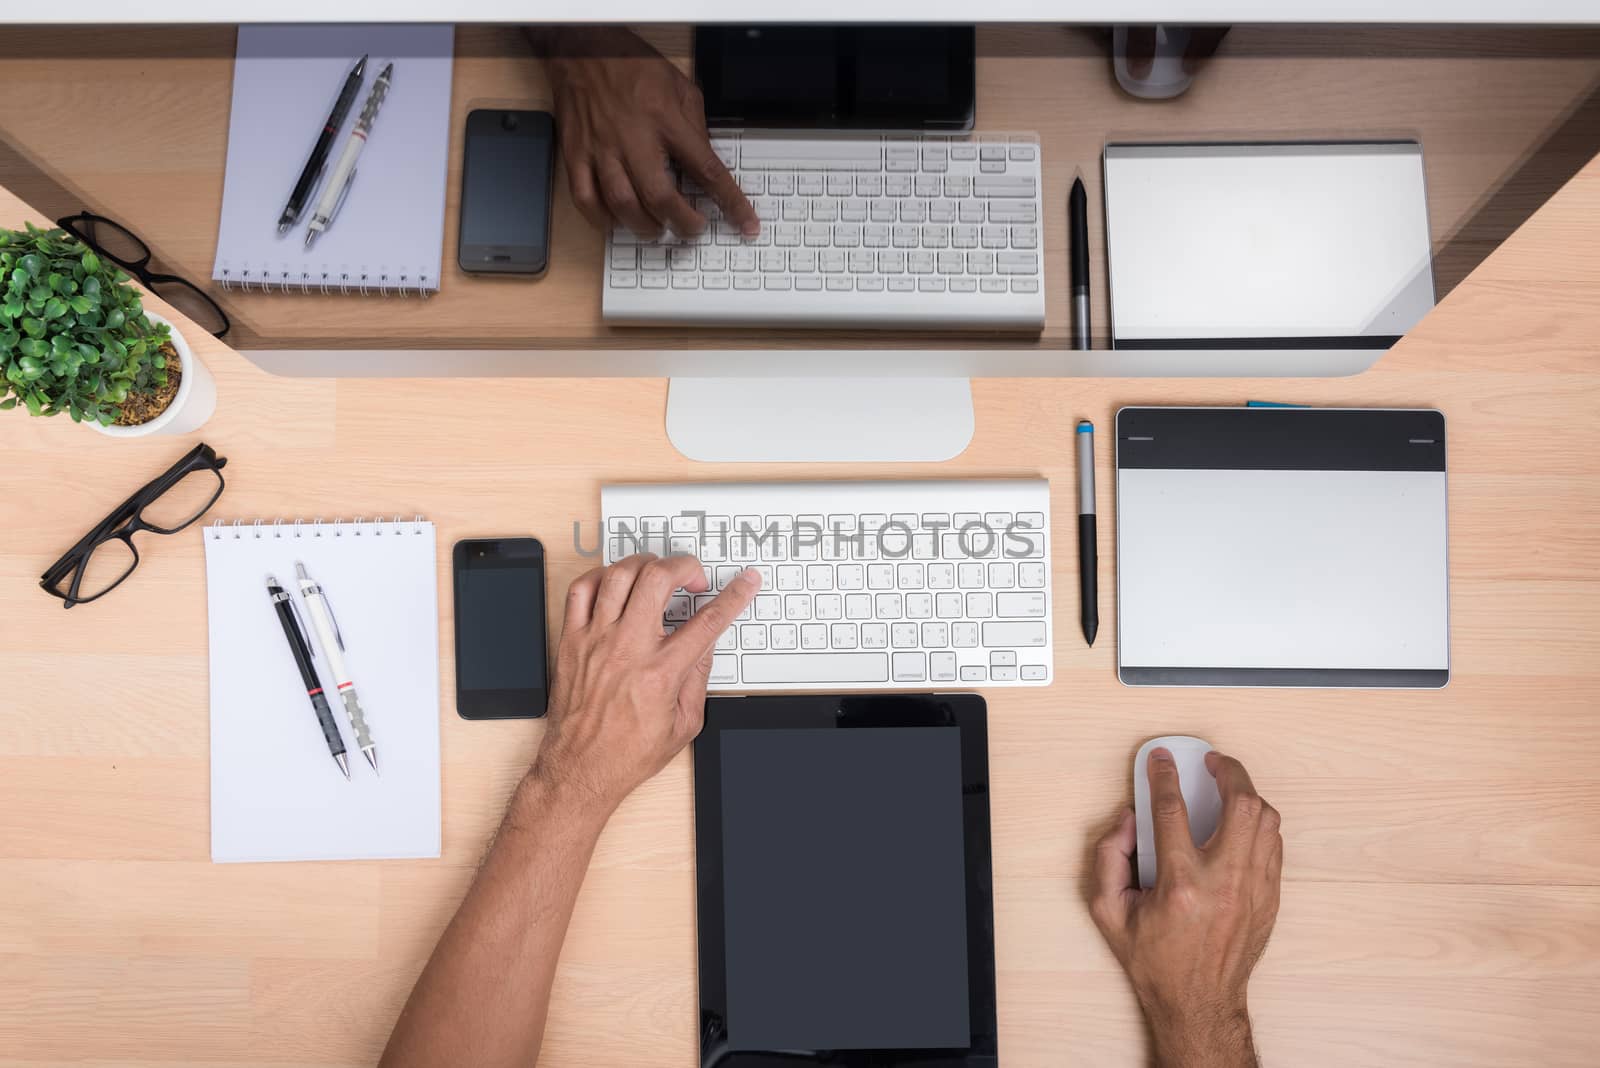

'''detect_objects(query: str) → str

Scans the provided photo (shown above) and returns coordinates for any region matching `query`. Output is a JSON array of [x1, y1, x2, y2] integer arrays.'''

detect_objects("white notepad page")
[[213, 24, 454, 294], [204, 518, 441, 863]]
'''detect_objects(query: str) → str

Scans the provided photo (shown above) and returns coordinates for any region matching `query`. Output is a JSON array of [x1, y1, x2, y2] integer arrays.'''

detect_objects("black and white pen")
[[277, 55, 367, 234], [267, 573, 350, 780], [296, 561, 378, 774], [1076, 420, 1099, 646], [306, 61, 393, 249], [1069, 177, 1090, 350]]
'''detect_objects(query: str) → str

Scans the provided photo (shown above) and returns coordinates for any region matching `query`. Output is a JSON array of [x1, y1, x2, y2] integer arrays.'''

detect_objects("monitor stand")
[[665, 377, 975, 463]]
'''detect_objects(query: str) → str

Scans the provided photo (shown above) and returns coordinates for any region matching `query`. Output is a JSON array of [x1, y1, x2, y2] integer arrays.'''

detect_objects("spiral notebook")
[[212, 24, 454, 295], [204, 517, 441, 863]]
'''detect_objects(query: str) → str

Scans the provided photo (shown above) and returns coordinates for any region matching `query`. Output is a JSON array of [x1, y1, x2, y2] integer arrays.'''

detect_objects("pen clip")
[[329, 168, 357, 227], [321, 587, 347, 653], [287, 594, 315, 661]]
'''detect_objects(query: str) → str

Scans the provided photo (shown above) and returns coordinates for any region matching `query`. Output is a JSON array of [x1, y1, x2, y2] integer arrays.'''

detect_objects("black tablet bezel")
[[693, 693, 997, 1068], [694, 26, 977, 132]]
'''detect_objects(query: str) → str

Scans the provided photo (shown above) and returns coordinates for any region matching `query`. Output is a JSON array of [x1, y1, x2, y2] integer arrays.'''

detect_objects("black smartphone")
[[457, 109, 556, 276], [453, 537, 549, 719]]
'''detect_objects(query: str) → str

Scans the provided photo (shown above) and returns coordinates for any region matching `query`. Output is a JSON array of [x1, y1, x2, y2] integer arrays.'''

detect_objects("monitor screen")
[[718, 726, 971, 1051]]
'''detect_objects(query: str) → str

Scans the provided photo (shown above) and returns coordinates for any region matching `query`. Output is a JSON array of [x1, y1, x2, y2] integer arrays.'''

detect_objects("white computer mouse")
[[1133, 735, 1223, 888]]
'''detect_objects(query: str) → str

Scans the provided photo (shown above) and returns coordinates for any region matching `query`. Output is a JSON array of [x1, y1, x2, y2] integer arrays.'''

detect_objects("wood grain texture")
[[3, 40, 1600, 1068]]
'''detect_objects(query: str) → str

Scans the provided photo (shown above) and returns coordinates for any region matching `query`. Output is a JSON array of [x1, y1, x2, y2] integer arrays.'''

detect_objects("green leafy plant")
[[0, 222, 173, 426]]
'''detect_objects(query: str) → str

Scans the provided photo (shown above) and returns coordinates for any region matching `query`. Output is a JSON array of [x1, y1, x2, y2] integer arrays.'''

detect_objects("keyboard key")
[[1011, 279, 1039, 294], [927, 563, 956, 588], [737, 138, 880, 170], [795, 276, 823, 291], [888, 277, 915, 292], [996, 591, 1046, 617], [1021, 664, 1048, 680], [980, 278, 1009, 293], [952, 621, 979, 648], [906, 593, 934, 619], [845, 593, 873, 619], [861, 622, 888, 649], [806, 565, 834, 590], [1016, 511, 1045, 528], [967, 592, 995, 617], [974, 176, 1037, 198], [988, 200, 1037, 223], [815, 594, 843, 620], [990, 650, 1018, 668], [891, 622, 919, 648], [665, 595, 692, 622], [991, 665, 1019, 682], [716, 626, 737, 651], [831, 623, 858, 649], [1018, 562, 1047, 588], [1010, 144, 1037, 161], [922, 622, 949, 648], [957, 562, 986, 588], [936, 592, 964, 618], [982, 621, 1048, 647], [801, 624, 829, 650], [763, 276, 793, 291], [876, 593, 904, 617], [897, 563, 925, 587], [892, 652, 927, 682], [989, 562, 1016, 588], [710, 654, 739, 684], [742, 652, 889, 683], [755, 594, 783, 621], [784, 594, 813, 620], [960, 665, 986, 681], [771, 623, 799, 650], [740, 624, 768, 650], [868, 564, 895, 589], [776, 565, 804, 591]]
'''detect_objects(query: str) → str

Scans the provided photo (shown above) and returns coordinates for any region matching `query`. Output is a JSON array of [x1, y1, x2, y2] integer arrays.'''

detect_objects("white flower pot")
[[90, 311, 216, 437]]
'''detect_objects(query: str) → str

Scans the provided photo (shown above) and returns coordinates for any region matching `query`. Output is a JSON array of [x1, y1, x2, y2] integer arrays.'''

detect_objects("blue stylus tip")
[[1077, 421, 1093, 432]]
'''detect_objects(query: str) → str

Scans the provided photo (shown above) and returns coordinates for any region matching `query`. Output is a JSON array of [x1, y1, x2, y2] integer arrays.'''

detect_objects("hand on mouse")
[[1090, 749, 1283, 1068], [530, 553, 760, 819], [537, 26, 760, 241]]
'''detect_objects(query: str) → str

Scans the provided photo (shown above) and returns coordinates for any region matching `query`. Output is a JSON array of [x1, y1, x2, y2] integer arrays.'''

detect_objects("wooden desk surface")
[[1, 25, 1598, 350], [3, 146, 1600, 1065]]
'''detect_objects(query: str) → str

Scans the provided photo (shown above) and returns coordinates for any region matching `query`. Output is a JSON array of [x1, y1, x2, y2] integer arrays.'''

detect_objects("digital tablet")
[[693, 693, 997, 1068], [1116, 406, 1450, 687]]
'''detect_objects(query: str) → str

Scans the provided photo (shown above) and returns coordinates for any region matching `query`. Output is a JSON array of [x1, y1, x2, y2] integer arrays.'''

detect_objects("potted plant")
[[1, 222, 214, 436]]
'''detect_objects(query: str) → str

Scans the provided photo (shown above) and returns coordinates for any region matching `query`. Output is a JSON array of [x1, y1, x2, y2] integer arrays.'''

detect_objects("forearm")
[[1145, 1001, 1258, 1068], [379, 775, 610, 1068]]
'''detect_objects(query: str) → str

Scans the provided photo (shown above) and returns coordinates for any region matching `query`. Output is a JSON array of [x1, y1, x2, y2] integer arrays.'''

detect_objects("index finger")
[[662, 567, 761, 671], [667, 123, 759, 236], [1146, 747, 1198, 868]]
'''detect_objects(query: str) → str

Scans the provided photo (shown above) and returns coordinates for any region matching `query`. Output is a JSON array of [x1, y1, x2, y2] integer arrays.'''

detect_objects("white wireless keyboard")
[[601, 480, 1053, 691], [602, 133, 1046, 330]]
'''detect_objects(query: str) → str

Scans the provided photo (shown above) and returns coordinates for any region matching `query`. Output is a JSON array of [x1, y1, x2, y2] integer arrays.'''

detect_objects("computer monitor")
[[3, 21, 1591, 459]]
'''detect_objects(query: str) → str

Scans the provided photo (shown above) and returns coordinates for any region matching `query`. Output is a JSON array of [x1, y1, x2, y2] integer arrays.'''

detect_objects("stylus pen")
[[267, 574, 350, 780], [1076, 420, 1099, 646], [1069, 177, 1090, 350], [295, 561, 378, 774], [277, 54, 367, 234]]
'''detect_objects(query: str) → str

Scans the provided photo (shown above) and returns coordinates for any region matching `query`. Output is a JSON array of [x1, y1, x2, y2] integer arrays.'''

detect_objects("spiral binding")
[[208, 515, 430, 539], [217, 266, 433, 298]]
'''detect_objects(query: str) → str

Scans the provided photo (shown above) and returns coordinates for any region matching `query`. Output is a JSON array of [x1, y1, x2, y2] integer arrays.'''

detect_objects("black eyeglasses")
[[56, 212, 231, 340], [40, 443, 229, 608]]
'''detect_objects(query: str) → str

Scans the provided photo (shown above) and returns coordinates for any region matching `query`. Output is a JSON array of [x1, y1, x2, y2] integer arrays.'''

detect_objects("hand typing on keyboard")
[[534, 553, 761, 816], [537, 26, 760, 241]]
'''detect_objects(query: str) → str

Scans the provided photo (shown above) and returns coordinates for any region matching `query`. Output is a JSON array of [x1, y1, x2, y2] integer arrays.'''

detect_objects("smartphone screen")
[[458, 110, 555, 275], [453, 538, 548, 719]]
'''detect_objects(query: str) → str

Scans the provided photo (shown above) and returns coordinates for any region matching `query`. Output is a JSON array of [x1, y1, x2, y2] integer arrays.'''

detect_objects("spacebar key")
[[741, 653, 890, 683]]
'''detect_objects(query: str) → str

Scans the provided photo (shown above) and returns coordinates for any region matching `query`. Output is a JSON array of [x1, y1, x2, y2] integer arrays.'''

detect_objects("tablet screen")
[[719, 726, 970, 1051]]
